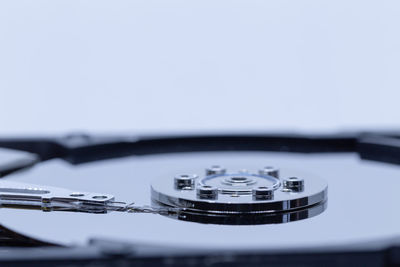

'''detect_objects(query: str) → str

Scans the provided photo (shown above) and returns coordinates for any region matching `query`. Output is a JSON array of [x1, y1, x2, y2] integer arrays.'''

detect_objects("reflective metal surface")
[[153, 200, 327, 225], [151, 167, 327, 224], [0, 148, 39, 177], [0, 181, 122, 213], [0, 151, 399, 250]]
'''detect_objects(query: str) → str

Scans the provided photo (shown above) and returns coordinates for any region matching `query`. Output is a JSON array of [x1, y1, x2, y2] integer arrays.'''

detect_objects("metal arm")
[[0, 132, 399, 165]]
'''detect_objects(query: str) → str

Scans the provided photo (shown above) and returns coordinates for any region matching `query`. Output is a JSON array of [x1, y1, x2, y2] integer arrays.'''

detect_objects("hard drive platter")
[[0, 133, 399, 266]]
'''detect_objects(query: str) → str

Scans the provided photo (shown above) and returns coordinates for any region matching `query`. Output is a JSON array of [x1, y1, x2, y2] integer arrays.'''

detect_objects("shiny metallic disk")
[[151, 167, 327, 225]]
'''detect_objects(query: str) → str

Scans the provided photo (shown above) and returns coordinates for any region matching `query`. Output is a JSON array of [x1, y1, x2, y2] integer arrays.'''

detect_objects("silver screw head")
[[206, 165, 226, 176], [197, 185, 218, 199], [283, 177, 304, 191], [252, 186, 274, 200], [174, 174, 197, 189], [259, 166, 279, 178]]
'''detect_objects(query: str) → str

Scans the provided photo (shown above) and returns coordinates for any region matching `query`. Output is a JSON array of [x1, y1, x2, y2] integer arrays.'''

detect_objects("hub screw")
[[197, 185, 218, 199], [206, 165, 226, 176], [252, 186, 274, 200], [174, 174, 197, 189], [283, 177, 304, 191], [259, 166, 279, 178]]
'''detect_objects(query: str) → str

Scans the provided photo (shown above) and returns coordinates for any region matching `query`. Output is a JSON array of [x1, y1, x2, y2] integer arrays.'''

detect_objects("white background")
[[0, 0, 399, 134]]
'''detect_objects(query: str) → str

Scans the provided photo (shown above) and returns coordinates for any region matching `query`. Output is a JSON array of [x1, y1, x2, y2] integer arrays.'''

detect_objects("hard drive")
[[0, 132, 399, 266]]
